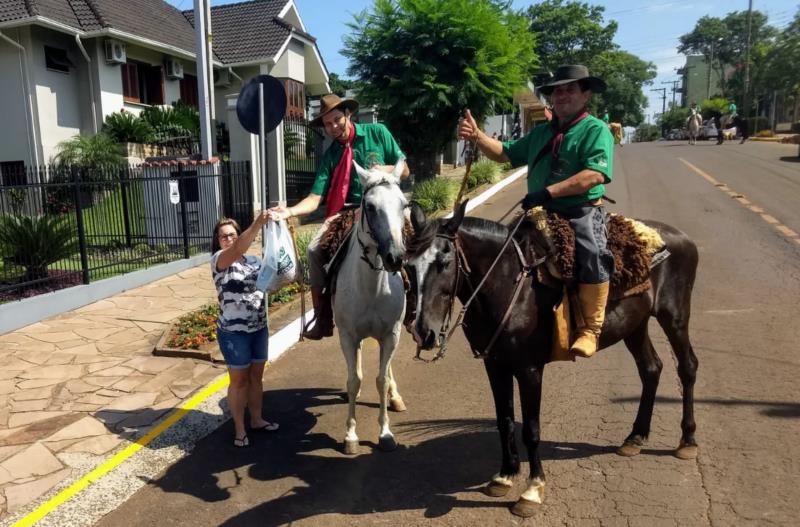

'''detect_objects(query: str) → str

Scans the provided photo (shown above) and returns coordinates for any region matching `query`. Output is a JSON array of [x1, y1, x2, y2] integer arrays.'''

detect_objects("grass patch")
[[467, 160, 500, 189], [411, 177, 457, 214]]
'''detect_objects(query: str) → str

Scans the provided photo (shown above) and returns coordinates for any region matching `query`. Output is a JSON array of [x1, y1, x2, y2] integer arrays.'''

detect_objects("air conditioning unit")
[[104, 39, 126, 64], [214, 69, 231, 88], [166, 59, 184, 80]]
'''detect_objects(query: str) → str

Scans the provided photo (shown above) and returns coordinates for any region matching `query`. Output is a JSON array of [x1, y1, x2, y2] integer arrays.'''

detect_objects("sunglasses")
[[218, 233, 237, 241]]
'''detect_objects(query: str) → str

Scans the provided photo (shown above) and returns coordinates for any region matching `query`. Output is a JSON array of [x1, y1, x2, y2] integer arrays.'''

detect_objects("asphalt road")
[[96, 139, 800, 526]]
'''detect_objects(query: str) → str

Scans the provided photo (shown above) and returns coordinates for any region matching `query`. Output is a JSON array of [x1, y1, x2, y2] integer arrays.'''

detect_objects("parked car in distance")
[[666, 128, 688, 140], [702, 120, 718, 140]]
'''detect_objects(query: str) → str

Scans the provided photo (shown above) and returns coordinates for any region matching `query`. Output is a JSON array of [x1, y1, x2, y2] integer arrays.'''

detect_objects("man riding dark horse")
[[458, 65, 615, 358]]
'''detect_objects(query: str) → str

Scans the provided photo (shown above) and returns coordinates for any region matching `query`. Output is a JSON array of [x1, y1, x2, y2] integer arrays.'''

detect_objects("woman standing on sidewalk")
[[211, 212, 280, 448]]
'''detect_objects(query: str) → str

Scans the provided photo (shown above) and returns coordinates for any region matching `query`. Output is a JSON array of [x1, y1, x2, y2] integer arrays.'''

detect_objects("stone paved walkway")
[[0, 266, 224, 518]]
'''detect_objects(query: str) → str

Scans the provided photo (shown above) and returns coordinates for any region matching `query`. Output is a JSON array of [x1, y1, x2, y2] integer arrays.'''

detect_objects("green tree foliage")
[[657, 107, 690, 132], [328, 73, 356, 97], [701, 97, 729, 117], [525, 0, 617, 75], [635, 123, 660, 142], [591, 51, 656, 126], [678, 11, 775, 107], [525, 1, 654, 126], [52, 134, 124, 169], [0, 215, 77, 282], [343, 0, 537, 180], [763, 9, 800, 101]]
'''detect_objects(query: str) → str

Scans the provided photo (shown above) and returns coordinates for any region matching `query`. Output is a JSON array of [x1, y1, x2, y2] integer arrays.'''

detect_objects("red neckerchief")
[[550, 110, 589, 163], [325, 123, 356, 218]]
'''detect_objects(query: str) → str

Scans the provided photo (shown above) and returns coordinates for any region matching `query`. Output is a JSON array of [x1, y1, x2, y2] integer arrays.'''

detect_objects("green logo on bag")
[[276, 247, 294, 275]]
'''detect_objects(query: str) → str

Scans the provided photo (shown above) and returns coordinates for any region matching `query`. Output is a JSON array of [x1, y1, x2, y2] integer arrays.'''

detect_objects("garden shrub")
[[411, 177, 457, 213], [102, 111, 154, 143], [467, 160, 500, 189], [0, 215, 77, 282]]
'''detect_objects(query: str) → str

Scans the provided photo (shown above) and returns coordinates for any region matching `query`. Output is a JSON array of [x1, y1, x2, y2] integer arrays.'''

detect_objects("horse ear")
[[444, 199, 468, 235], [390, 158, 405, 184], [410, 201, 427, 232], [353, 160, 370, 187]]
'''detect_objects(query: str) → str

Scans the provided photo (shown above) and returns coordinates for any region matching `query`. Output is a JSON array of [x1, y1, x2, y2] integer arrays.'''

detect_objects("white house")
[[0, 0, 330, 205]]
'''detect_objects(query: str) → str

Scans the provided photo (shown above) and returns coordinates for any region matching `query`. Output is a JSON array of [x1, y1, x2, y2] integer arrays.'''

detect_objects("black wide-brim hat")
[[539, 65, 607, 96], [310, 93, 359, 127]]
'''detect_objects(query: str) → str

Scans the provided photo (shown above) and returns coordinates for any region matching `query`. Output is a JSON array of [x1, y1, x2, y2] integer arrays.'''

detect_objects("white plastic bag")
[[256, 219, 298, 293]]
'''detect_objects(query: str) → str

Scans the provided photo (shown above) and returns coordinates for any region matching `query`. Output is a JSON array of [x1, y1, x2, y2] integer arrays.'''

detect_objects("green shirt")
[[502, 114, 614, 210], [728, 103, 737, 113], [310, 123, 405, 203]]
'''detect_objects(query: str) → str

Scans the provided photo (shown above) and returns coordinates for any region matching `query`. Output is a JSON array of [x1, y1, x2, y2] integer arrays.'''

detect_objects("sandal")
[[233, 434, 250, 448], [251, 421, 280, 433]]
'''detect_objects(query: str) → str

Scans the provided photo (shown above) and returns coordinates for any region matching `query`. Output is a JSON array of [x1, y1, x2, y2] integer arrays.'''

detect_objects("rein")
[[422, 212, 548, 361]]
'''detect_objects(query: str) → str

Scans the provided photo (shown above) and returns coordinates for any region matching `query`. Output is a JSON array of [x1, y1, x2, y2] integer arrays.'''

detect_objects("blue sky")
[[170, 1, 799, 123]]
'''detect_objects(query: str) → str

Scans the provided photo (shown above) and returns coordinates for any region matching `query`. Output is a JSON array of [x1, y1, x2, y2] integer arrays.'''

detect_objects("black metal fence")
[[0, 160, 253, 303], [283, 116, 323, 204]]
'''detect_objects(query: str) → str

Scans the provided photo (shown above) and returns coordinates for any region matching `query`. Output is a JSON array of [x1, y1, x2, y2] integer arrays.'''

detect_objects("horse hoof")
[[674, 441, 698, 460], [617, 442, 642, 457], [378, 434, 397, 452], [389, 397, 407, 412], [510, 497, 540, 518], [344, 439, 360, 455], [484, 480, 513, 497]]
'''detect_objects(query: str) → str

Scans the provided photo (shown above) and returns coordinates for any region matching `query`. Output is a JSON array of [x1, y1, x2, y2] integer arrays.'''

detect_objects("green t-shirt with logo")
[[502, 115, 613, 211], [310, 123, 405, 203]]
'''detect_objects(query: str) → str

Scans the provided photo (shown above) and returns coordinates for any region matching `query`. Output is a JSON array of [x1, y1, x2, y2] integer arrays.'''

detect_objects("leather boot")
[[302, 287, 334, 340], [570, 282, 609, 358]]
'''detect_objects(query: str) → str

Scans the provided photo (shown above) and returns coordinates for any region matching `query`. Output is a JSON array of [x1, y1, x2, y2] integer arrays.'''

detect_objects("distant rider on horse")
[[458, 65, 615, 358]]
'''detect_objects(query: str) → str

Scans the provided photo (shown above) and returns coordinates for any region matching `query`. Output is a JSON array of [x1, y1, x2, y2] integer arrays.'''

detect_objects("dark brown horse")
[[405, 201, 699, 517]]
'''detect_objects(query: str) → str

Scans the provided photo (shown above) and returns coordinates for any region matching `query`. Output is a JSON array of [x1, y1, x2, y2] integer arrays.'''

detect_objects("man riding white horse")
[[686, 101, 702, 145]]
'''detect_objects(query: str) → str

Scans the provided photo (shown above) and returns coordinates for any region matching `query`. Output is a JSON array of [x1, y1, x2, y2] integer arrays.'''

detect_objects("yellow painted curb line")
[[12, 374, 231, 527]]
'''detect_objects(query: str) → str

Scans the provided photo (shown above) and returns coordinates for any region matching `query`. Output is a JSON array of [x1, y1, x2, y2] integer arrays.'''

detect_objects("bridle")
[[356, 178, 408, 273], [415, 212, 548, 362]]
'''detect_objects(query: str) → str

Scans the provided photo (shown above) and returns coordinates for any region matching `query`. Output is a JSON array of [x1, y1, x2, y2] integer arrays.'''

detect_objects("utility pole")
[[193, 0, 214, 159], [663, 79, 681, 109], [743, 0, 753, 116], [651, 87, 667, 136]]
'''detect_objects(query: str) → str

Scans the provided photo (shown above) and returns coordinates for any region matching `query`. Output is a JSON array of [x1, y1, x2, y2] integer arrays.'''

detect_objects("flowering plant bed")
[[153, 285, 306, 362]]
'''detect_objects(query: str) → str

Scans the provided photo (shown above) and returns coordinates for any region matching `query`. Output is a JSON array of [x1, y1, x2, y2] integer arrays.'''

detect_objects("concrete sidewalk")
[[0, 266, 225, 517], [0, 163, 483, 521]]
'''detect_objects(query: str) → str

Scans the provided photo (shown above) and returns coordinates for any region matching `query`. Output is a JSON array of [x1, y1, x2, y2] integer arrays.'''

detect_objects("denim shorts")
[[216, 326, 268, 369]]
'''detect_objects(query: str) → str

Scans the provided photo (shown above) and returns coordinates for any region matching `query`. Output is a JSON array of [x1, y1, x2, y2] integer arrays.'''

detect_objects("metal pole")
[[193, 0, 213, 159], [178, 164, 190, 259], [259, 82, 267, 245], [743, 0, 753, 116]]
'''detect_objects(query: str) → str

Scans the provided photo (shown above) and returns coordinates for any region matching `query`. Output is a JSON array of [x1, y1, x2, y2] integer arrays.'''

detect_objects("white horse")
[[686, 113, 702, 145], [334, 159, 408, 455]]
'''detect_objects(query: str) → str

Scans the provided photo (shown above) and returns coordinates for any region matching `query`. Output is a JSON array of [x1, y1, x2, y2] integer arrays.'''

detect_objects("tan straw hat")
[[310, 93, 359, 127]]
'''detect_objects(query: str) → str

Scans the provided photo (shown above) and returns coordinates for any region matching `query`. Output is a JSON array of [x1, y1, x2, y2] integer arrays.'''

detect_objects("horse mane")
[[406, 216, 508, 258]]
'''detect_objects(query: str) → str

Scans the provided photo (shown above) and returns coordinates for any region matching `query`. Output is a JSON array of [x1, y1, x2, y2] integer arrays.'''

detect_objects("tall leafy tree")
[[343, 0, 537, 179], [678, 11, 775, 108], [525, 0, 618, 75], [525, 1, 653, 126], [327, 73, 356, 97], [763, 9, 800, 119], [591, 51, 656, 126]]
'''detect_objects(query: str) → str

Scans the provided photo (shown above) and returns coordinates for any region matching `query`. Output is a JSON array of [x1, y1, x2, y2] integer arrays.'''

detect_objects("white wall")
[[30, 27, 90, 164], [0, 27, 36, 167], [270, 39, 305, 83]]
